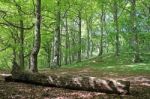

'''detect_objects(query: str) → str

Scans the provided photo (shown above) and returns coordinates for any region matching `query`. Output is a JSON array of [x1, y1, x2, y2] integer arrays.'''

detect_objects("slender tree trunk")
[[48, 45, 51, 68], [12, 47, 17, 63], [86, 19, 90, 58], [51, 34, 55, 68], [86, 16, 93, 58], [43, 41, 51, 68], [113, 0, 119, 56], [65, 16, 69, 65], [99, 4, 105, 56], [90, 41, 94, 57], [148, 7, 150, 32], [71, 32, 75, 62], [68, 32, 71, 64], [130, 0, 140, 62], [19, 20, 24, 69], [13, 1, 25, 70], [52, 0, 61, 67], [10, 31, 17, 64], [30, 0, 41, 72], [77, 11, 82, 62]]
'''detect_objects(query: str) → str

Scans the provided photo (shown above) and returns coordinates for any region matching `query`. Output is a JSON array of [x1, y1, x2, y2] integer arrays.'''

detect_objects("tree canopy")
[[0, 0, 150, 70]]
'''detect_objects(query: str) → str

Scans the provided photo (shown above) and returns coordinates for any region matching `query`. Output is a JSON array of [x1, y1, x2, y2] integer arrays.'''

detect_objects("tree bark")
[[19, 20, 24, 69], [5, 72, 130, 95], [52, 0, 61, 67], [130, 0, 141, 62], [30, 0, 41, 72], [99, 3, 105, 56], [113, 0, 120, 56], [71, 31, 76, 62], [65, 15, 69, 65], [86, 18, 90, 58], [43, 41, 52, 68], [14, 0, 25, 70], [77, 11, 82, 62]]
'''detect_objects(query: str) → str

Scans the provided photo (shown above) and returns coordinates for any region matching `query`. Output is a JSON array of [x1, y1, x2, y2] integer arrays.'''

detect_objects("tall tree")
[[14, 0, 25, 69], [52, 0, 61, 67], [99, 1, 105, 56], [130, 0, 140, 62], [113, 0, 120, 56], [65, 14, 69, 64], [77, 10, 82, 62], [30, 0, 41, 72], [86, 17, 90, 58], [0, 1, 34, 70]]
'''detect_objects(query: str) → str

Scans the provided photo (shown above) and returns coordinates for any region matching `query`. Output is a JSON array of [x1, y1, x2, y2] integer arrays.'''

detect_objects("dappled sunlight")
[[0, 74, 11, 77], [92, 60, 96, 63], [122, 63, 150, 71], [125, 63, 147, 67], [105, 66, 114, 69]]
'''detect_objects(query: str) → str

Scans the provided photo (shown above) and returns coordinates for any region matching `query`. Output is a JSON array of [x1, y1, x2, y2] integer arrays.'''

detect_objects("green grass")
[[1, 53, 150, 77], [61, 54, 150, 77]]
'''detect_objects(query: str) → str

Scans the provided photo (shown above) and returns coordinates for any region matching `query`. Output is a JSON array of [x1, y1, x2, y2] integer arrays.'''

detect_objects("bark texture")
[[77, 11, 82, 62], [130, 0, 141, 62], [52, 0, 61, 67], [30, 0, 41, 72], [5, 72, 130, 95], [113, 0, 120, 56]]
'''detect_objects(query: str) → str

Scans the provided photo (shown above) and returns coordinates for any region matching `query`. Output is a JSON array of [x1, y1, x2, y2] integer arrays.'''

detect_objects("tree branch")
[[0, 10, 34, 30]]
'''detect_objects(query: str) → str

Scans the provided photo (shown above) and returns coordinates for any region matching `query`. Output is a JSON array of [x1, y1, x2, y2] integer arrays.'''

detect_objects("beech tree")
[[30, 0, 41, 72], [130, 0, 141, 62], [52, 0, 61, 67], [113, 0, 120, 56]]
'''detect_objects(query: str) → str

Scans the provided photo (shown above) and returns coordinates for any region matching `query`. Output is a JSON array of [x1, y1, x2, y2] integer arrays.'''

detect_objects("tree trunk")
[[99, 3, 105, 56], [47, 46, 51, 68], [90, 41, 94, 57], [113, 0, 119, 56], [65, 16, 69, 65], [52, 0, 61, 67], [86, 18, 90, 58], [19, 20, 24, 69], [12, 0, 25, 70], [130, 0, 141, 62], [71, 32, 75, 62], [30, 0, 41, 72], [11, 31, 17, 63], [5, 72, 130, 95], [77, 11, 82, 62], [43, 41, 52, 68]]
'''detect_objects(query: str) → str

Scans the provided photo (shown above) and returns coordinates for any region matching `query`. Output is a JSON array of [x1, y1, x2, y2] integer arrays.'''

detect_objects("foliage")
[[0, 0, 150, 69]]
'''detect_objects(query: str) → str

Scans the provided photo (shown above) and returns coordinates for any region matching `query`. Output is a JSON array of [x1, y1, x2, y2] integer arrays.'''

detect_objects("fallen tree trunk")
[[5, 72, 130, 95]]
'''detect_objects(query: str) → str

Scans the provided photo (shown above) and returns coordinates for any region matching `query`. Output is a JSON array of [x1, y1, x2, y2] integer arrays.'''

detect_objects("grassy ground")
[[0, 54, 150, 99]]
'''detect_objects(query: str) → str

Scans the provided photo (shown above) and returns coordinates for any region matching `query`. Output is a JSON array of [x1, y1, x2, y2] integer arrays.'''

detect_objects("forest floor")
[[0, 55, 150, 99]]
